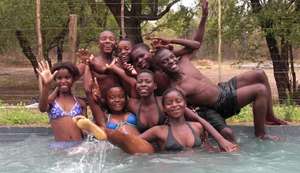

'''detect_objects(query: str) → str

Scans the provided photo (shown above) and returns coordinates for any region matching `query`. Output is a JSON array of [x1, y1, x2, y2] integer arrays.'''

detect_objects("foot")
[[258, 134, 281, 141], [266, 116, 288, 125]]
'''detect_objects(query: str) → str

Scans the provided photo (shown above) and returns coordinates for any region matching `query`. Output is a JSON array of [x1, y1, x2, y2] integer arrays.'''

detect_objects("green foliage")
[[0, 101, 48, 125], [228, 104, 300, 123]]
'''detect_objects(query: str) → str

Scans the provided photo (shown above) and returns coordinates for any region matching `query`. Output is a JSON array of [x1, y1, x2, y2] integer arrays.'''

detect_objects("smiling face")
[[136, 72, 156, 97], [55, 68, 74, 93], [117, 40, 132, 62], [156, 49, 180, 74], [106, 87, 126, 113], [98, 31, 116, 54], [162, 90, 186, 119], [130, 47, 151, 69]]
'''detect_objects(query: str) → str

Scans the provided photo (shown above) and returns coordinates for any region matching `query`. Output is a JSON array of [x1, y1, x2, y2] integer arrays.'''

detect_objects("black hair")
[[161, 87, 186, 106], [138, 69, 155, 77], [118, 37, 133, 45], [131, 43, 150, 54], [101, 84, 128, 112], [51, 62, 80, 80], [152, 48, 171, 64]]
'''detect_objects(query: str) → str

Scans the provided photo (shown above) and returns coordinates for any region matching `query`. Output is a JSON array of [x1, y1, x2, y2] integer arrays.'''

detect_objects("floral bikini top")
[[47, 97, 83, 120]]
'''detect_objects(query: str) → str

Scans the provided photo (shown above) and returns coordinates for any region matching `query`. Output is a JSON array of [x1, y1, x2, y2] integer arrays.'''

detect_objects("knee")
[[220, 127, 235, 142], [254, 69, 267, 83], [255, 84, 268, 97]]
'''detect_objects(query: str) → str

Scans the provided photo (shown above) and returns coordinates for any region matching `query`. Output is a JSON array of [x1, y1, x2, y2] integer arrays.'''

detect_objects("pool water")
[[0, 126, 300, 173]]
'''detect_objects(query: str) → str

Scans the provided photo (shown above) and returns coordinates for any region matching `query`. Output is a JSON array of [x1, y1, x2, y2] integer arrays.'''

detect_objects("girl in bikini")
[[37, 61, 86, 142], [140, 88, 239, 152]]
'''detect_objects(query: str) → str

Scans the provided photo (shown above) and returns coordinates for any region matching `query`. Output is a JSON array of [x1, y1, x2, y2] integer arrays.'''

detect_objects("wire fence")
[[0, 0, 300, 105]]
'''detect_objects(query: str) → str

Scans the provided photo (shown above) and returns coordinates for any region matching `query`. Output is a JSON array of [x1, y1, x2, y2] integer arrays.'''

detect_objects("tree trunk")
[[15, 30, 38, 75], [125, 19, 143, 44]]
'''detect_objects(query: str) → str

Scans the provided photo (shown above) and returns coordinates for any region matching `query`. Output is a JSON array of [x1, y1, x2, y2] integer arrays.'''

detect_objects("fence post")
[[69, 14, 78, 64]]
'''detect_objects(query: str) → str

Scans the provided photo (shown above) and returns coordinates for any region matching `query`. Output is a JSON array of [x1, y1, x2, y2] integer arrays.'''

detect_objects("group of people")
[[37, 0, 286, 154]]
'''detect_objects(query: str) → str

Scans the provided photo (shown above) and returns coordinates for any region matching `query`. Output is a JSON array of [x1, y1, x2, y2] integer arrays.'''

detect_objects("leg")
[[197, 108, 236, 142], [235, 70, 287, 125], [236, 84, 269, 138]]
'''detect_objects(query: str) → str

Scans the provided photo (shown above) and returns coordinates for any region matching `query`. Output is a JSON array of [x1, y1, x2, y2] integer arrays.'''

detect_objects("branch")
[[139, 0, 180, 21]]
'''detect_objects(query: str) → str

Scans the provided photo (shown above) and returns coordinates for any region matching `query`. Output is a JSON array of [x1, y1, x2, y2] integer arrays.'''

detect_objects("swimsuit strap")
[[186, 123, 202, 147], [165, 125, 184, 151], [154, 97, 166, 124]]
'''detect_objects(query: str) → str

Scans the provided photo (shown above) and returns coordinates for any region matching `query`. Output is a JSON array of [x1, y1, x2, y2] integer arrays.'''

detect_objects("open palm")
[[37, 61, 57, 85]]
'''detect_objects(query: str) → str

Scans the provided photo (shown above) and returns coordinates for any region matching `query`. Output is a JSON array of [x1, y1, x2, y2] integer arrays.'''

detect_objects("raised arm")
[[173, 0, 208, 57], [184, 108, 239, 152], [106, 59, 138, 98], [83, 64, 106, 127], [36, 61, 57, 112]]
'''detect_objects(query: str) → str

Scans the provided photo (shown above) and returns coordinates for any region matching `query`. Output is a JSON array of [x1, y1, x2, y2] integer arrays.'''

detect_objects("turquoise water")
[[0, 126, 300, 173]]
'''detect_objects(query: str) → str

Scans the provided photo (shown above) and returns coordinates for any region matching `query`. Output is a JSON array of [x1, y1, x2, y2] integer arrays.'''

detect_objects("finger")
[[36, 68, 42, 76], [45, 61, 50, 70], [94, 77, 99, 88], [52, 70, 58, 77]]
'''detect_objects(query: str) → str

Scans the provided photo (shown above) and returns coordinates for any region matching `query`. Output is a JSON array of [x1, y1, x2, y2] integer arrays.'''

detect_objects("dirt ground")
[[0, 59, 294, 104]]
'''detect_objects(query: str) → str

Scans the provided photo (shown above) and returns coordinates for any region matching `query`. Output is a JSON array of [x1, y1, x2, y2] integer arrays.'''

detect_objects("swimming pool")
[[0, 126, 300, 173]]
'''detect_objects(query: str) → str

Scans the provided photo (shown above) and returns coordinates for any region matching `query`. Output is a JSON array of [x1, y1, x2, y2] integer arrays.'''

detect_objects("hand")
[[202, 0, 208, 17], [91, 77, 101, 102], [219, 139, 239, 152], [36, 61, 57, 86], [105, 58, 117, 70], [76, 48, 94, 64], [123, 62, 137, 76]]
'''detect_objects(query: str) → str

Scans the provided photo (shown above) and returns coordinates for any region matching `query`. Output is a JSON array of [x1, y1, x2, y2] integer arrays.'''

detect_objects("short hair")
[[161, 87, 186, 106], [51, 62, 80, 80], [152, 48, 171, 64], [138, 69, 154, 77], [118, 37, 133, 45], [101, 84, 127, 112], [131, 43, 150, 54]]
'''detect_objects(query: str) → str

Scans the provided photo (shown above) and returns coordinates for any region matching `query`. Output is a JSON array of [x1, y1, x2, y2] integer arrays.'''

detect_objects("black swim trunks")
[[196, 77, 241, 131], [214, 77, 240, 118]]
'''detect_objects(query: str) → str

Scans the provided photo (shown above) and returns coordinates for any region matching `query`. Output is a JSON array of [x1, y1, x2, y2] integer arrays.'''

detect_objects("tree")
[[103, 0, 180, 44], [249, 0, 300, 103]]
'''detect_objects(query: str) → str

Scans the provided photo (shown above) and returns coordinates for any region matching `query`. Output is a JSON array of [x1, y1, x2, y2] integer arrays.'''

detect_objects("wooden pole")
[[35, 0, 43, 61], [121, 0, 126, 39], [69, 14, 78, 64], [218, 0, 222, 82]]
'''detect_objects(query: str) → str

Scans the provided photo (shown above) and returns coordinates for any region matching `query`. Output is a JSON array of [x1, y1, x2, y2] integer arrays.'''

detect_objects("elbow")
[[38, 105, 47, 113]]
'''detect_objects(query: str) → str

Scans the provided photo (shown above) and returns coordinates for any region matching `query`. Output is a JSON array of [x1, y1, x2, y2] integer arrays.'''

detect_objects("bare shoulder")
[[188, 121, 203, 131]]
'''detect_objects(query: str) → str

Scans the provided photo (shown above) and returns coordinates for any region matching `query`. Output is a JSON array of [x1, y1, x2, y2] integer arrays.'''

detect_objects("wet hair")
[[51, 62, 80, 80], [118, 37, 133, 45], [131, 43, 150, 54], [138, 69, 154, 77], [99, 30, 116, 38], [153, 48, 171, 64], [161, 87, 186, 106]]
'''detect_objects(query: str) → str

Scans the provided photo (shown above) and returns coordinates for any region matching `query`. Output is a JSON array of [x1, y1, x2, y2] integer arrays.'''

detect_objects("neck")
[[140, 94, 156, 105], [110, 110, 125, 115], [59, 91, 72, 97], [169, 116, 185, 126], [168, 71, 183, 81], [100, 51, 113, 61]]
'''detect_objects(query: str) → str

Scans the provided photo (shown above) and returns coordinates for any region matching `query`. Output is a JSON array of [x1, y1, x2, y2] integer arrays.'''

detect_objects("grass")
[[0, 101, 48, 126], [1, 100, 300, 126]]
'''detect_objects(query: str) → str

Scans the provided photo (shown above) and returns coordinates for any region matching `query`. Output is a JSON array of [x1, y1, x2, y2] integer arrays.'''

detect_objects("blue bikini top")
[[48, 97, 83, 120], [106, 112, 137, 129]]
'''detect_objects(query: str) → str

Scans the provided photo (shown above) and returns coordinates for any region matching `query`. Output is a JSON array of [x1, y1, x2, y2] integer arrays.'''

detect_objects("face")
[[163, 90, 186, 119], [117, 40, 132, 62], [106, 87, 126, 113], [55, 69, 74, 93], [98, 31, 116, 53], [136, 72, 156, 97], [131, 47, 151, 69], [158, 49, 180, 73]]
